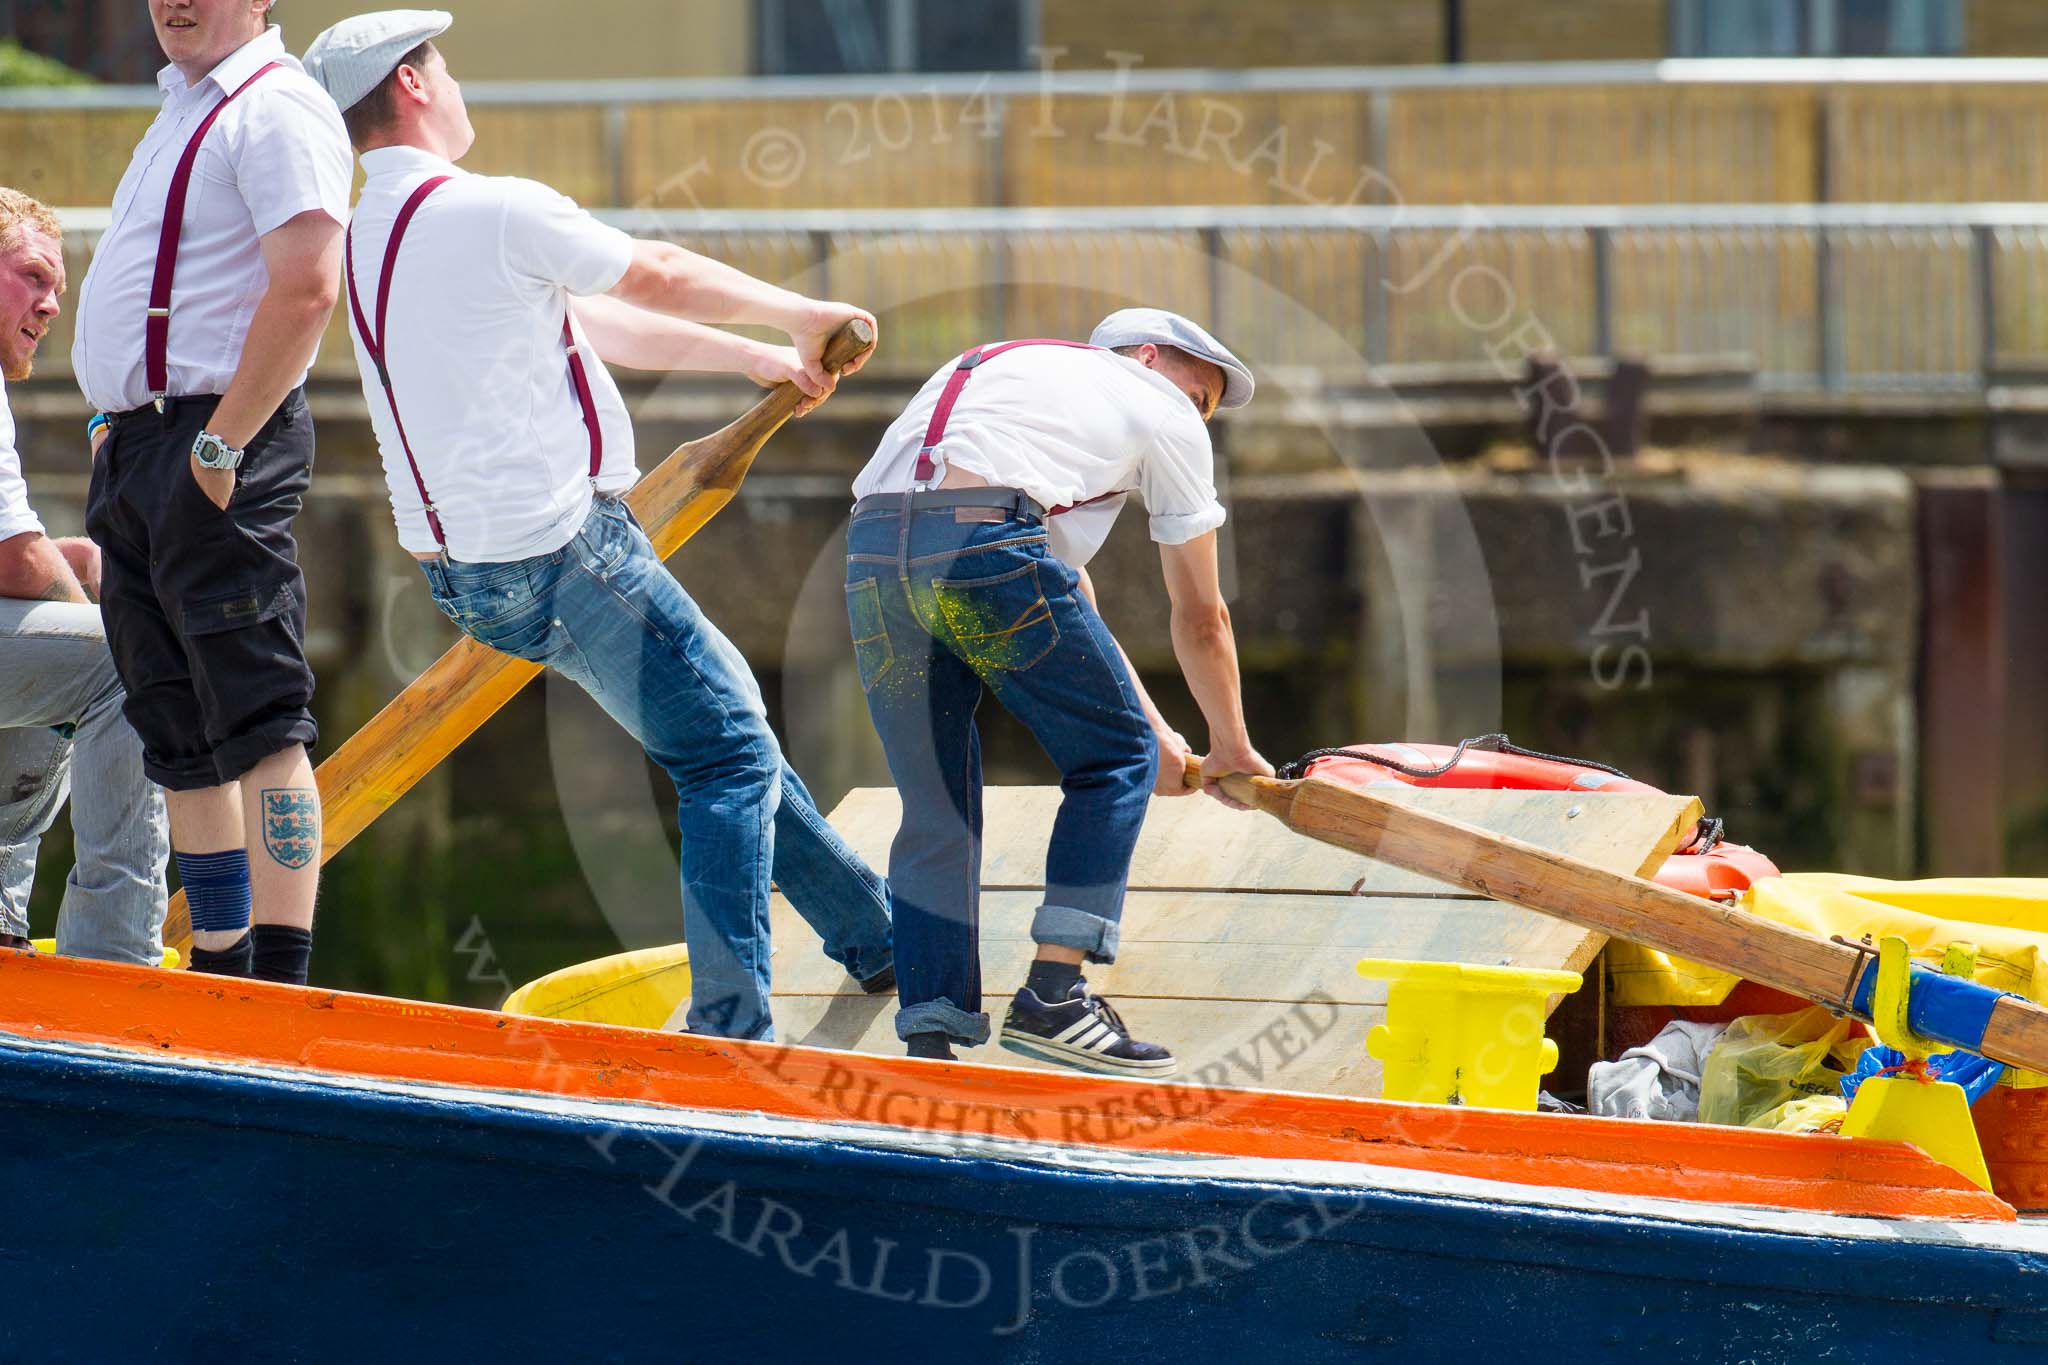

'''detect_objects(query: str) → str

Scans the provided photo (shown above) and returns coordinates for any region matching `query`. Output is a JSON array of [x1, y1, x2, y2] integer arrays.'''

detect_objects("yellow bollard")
[[1356, 958, 1582, 1110], [1841, 1070, 1995, 1191], [1840, 934, 1995, 1190]]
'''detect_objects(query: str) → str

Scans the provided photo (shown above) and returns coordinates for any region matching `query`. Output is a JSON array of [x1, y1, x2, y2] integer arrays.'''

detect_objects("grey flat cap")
[[1089, 307, 1254, 409], [304, 9, 452, 112]]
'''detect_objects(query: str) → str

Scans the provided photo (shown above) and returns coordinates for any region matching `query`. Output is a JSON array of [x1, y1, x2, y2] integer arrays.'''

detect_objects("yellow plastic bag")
[[1697, 1008, 1870, 1128], [1762, 1094, 1848, 1134]]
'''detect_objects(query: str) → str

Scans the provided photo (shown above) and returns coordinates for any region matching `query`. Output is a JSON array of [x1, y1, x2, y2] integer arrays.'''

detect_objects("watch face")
[[193, 433, 239, 469]]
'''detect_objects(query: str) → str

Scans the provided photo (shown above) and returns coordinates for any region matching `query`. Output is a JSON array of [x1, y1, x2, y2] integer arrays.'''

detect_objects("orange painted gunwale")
[[0, 950, 2012, 1223]]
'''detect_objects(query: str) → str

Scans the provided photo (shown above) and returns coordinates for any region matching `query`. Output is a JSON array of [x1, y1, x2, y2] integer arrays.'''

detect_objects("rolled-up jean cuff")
[[1031, 904, 1120, 963], [895, 998, 990, 1046]]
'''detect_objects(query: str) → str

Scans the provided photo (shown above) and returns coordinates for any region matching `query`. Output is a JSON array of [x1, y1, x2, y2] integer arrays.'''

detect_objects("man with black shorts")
[[75, 0, 351, 983]]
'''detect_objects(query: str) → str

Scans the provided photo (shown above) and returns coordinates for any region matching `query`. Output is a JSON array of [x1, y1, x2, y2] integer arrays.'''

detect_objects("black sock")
[[1025, 959, 1082, 1002], [905, 1031, 955, 1060], [251, 925, 313, 986], [189, 931, 253, 977]]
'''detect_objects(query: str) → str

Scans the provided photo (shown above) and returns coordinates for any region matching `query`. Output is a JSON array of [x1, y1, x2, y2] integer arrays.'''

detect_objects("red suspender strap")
[[345, 177, 606, 551], [345, 175, 452, 547], [561, 315, 604, 479], [145, 60, 282, 404], [912, 338, 1099, 484]]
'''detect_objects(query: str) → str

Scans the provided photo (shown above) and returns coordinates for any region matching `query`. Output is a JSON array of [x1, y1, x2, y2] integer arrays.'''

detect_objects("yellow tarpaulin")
[[1609, 873, 2048, 1031]]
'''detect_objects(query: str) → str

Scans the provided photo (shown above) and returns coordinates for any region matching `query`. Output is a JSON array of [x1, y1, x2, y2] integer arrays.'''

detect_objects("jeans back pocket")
[[845, 577, 894, 693], [931, 561, 1060, 674]]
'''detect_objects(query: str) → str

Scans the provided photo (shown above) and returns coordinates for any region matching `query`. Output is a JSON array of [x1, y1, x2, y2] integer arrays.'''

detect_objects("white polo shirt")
[[70, 26, 352, 414], [345, 146, 637, 562], [0, 376, 45, 544], [851, 345, 1226, 568]]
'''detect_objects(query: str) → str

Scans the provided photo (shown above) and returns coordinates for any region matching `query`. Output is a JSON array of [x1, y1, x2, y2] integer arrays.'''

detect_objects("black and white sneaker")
[[999, 979, 1176, 1077]]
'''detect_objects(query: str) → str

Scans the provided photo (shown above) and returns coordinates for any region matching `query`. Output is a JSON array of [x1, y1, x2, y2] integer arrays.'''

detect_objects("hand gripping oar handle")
[[163, 318, 878, 959], [1205, 767, 2048, 1078]]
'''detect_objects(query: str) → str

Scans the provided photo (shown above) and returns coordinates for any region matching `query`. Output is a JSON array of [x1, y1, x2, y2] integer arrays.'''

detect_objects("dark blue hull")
[[4, 1035, 2045, 1363]]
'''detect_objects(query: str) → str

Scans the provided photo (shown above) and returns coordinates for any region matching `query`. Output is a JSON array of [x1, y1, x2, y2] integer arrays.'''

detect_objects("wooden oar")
[[1182, 755, 2048, 1077], [164, 319, 877, 957]]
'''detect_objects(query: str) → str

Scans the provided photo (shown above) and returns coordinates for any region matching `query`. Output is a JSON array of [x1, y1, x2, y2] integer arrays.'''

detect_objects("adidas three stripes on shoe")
[[999, 978, 1177, 1076]]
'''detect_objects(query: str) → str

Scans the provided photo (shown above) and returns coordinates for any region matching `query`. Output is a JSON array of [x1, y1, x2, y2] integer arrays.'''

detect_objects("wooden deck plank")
[[772, 891, 1585, 998], [818, 786, 1697, 897]]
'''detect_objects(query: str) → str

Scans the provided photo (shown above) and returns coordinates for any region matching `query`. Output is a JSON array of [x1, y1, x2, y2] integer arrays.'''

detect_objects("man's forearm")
[[1170, 604, 1254, 754], [572, 297, 774, 373], [206, 283, 336, 449], [0, 533, 87, 604]]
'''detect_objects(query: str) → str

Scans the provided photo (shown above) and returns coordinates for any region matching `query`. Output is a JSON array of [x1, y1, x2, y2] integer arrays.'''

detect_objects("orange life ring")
[[1303, 740, 1665, 796]]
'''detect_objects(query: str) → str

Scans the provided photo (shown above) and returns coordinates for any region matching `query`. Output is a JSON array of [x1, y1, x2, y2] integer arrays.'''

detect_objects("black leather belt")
[[852, 487, 1046, 520]]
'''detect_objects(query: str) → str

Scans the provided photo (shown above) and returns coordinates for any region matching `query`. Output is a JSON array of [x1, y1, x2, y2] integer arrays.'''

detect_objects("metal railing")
[[40, 203, 2048, 395], [14, 60, 2048, 210]]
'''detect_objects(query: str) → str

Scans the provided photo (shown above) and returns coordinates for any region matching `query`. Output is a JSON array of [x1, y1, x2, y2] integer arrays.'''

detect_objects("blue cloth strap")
[[176, 848, 252, 935], [1849, 958, 2012, 1054]]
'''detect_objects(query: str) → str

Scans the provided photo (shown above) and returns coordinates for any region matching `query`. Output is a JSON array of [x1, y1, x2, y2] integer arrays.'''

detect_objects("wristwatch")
[[191, 430, 245, 471]]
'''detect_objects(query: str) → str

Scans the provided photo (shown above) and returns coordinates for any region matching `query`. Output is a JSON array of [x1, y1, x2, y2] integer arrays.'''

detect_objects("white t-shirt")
[[0, 376, 45, 543], [71, 26, 352, 413], [852, 344, 1226, 567], [345, 146, 637, 561]]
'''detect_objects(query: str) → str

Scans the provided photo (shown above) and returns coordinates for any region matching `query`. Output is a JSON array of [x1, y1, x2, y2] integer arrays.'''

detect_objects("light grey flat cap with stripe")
[[303, 9, 452, 113], [1090, 307, 1255, 408]]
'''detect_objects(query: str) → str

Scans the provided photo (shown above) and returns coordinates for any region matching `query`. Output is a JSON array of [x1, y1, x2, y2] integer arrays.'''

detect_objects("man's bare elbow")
[[613, 242, 685, 309], [1170, 601, 1232, 646]]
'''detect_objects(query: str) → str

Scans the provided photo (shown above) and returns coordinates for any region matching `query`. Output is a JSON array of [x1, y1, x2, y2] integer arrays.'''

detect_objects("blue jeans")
[[845, 500, 1155, 1046], [0, 599, 168, 962], [422, 497, 892, 1041]]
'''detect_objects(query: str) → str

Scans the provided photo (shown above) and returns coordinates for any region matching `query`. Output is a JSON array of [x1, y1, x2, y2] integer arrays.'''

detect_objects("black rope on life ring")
[[1277, 732, 1640, 784]]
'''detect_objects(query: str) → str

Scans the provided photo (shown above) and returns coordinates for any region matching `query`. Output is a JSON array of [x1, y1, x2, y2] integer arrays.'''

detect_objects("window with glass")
[[1669, 0, 1963, 57], [759, 0, 1032, 75]]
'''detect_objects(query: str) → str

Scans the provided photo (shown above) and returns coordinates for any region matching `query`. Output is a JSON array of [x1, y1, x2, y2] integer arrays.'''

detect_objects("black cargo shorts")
[[84, 390, 319, 792]]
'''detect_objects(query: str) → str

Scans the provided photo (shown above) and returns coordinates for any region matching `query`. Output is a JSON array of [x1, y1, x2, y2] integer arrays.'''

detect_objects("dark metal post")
[[1919, 476, 2007, 875], [1817, 227, 1842, 391], [1974, 223, 1998, 389], [1591, 226, 1614, 359]]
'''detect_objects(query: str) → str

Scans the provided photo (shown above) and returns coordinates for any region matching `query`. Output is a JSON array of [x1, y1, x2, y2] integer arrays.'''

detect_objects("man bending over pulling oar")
[[304, 10, 892, 1040], [847, 311, 1275, 1073]]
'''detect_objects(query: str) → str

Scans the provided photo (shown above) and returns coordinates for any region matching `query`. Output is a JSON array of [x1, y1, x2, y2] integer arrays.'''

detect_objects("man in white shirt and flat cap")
[[74, 0, 351, 985], [302, 10, 895, 1041], [846, 311, 1275, 1073]]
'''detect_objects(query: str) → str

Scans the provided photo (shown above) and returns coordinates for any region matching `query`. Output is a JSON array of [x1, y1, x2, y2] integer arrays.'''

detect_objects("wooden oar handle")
[[820, 316, 876, 373], [1183, 753, 1206, 789]]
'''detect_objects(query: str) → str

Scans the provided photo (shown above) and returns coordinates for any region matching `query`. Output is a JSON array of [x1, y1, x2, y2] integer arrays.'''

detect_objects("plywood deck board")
[[818, 786, 1697, 897], [771, 892, 1587, 1000]]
